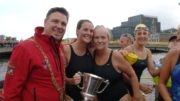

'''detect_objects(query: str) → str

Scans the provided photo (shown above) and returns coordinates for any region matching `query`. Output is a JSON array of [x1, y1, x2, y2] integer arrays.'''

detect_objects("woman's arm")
[[146, 49, 160, 76], [158, 50, 178, 101], [65, 74, 81, 85], [63, 45, 81, 85], [63, 45, 71, 68], [112, 51, 142, 101]]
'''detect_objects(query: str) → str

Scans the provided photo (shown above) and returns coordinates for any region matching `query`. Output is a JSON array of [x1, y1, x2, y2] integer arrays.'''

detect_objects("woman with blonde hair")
[[124, 24, 160, 97], [92, 25, 142, 101], [119, 33, 134, 49]]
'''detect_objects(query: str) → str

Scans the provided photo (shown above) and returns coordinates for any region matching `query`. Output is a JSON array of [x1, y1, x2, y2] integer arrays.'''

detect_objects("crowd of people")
[[0, 6, 180, 101]]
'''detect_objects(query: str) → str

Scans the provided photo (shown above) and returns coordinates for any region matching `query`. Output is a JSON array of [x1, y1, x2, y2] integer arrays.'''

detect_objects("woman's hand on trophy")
[[72, 73, 81, 85]]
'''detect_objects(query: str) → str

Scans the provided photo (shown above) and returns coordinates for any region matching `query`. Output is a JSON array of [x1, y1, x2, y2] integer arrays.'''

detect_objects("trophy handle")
[[76, 72, 84, 90], [97, 80, 109, 93]]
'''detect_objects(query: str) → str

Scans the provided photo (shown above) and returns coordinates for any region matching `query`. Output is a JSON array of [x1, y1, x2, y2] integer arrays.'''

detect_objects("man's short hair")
[[46, 7, 69, 21]]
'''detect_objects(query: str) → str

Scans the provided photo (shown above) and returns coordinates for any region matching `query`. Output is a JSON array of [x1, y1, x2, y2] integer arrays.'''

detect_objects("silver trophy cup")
[[77, 72, 109, 101]]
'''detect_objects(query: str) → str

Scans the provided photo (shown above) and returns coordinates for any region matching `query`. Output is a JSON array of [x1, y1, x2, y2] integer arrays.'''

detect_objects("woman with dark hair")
[[64, 19, 94, 101]]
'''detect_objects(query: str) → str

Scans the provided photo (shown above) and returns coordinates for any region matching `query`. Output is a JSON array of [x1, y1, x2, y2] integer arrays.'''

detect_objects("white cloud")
[[0, 0, 180, 40]]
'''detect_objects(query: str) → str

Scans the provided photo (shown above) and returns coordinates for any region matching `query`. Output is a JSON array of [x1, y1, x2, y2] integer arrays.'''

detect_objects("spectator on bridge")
[[3, 7, 69, 101], [119, 33, 134, 50], [159, 30, 180, 64], [123, 24, 160, 99]]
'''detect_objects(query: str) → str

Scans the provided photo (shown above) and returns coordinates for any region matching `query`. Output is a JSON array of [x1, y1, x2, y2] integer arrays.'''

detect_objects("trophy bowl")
[[77, 72, 109, 101]]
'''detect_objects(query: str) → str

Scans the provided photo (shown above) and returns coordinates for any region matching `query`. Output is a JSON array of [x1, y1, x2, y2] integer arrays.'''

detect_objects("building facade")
[[112, 14, 161, 40]]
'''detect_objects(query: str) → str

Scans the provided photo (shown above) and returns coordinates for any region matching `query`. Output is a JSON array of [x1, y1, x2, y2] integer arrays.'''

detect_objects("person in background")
[[168, 36, 177, 49], [64, 19, 94, 101], [158, 27, 180, 101], [3, 7, 69, 101], [175, 27, 180, 48], [156, 35, 177, 67], [119, 33, 134, 49], [159, 30, 180, 65], [124, 24, 160, 97], [93, 25, 143, 101], [176, 26, 180, 40]]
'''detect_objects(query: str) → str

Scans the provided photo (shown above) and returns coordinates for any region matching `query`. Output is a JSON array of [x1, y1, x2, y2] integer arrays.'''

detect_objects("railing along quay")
[[109, 42, 168, 52]]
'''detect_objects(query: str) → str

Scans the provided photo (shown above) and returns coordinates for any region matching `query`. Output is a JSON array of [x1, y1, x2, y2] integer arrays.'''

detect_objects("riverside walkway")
[[0, 47, 13, 57], [0, 47, 13, 54]]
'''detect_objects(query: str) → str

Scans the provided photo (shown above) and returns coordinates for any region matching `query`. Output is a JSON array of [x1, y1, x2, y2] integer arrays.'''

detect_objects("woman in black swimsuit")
[[64, 19, 94, 101], [124, 24, 160, 97], [93, 25, 142, 101]]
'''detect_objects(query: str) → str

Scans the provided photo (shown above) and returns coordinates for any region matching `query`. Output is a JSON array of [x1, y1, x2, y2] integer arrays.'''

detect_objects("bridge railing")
[[146, 42, 168, 46], [0, 42, 19, 48], [109, 41, 168, 46], [109, 41, 168, 52]]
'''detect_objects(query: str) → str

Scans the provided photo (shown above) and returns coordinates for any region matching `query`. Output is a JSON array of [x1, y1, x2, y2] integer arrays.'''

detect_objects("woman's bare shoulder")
[[112, 50, 125, 63], [170, 48, 180, 54], [166, 48, 180, 58]]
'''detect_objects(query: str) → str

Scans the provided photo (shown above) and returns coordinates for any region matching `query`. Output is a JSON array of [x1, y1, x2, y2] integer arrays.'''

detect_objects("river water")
[[0, 58, 8, 81], [0, 52, 167, 101]]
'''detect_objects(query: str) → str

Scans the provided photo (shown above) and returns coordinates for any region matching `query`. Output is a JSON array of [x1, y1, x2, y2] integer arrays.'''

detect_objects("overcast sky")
[[0, 0, 180, 40]]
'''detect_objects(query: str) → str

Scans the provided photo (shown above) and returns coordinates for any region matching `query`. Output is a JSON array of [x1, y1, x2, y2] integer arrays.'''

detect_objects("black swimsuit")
[[132, 58, 148, 81], [128, 46, 148, 95], [65, 45, 94, 101], [93, 50, 128, 101]]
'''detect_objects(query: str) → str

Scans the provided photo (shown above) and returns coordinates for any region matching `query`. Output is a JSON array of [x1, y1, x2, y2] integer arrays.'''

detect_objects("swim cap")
[[134, 24, 149, 31]]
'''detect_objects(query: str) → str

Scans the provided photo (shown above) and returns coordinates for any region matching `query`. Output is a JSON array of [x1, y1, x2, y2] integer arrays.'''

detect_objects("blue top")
[[170, 56, 180, 101]]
